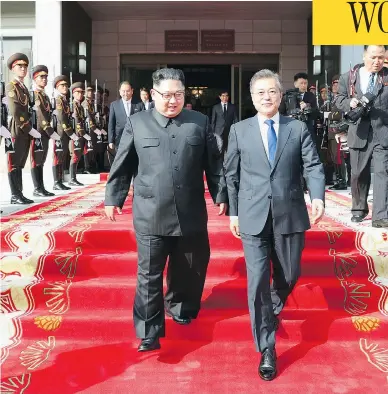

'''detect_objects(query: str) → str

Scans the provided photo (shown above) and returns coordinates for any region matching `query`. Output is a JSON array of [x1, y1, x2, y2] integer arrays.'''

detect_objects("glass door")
[[231, 64, 242, 120]]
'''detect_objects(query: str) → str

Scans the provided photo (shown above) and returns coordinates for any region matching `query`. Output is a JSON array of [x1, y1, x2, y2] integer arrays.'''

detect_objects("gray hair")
[[249, 69, 283, 93], [152, 68, 185, 87]]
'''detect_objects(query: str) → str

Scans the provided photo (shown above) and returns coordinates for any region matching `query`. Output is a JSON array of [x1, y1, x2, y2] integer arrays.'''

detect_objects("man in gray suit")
[[224, 69, 325, 380], [105, 68, 228, 352], [108, 81, 143, 151], [334, 45, 388, 228]]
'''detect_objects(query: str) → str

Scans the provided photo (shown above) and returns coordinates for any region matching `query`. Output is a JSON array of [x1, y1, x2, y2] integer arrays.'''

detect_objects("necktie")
[[264, 119, 277, 165], [127, 102, 131, 116], [223, 104, 227, 116], [366, 73, 376, 94]]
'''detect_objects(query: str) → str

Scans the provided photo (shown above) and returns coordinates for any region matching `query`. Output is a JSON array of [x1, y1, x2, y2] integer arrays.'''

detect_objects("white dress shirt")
[[359, 66, 376, 95], [122, 98, 132, 117], [144, 101, 150, 110]]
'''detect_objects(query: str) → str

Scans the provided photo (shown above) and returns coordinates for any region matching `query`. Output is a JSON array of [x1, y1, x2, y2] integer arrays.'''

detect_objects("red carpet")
[[1, 182, 388, 393]]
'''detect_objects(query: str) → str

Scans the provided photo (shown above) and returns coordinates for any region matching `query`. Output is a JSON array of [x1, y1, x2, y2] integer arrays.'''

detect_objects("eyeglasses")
[[252, 90, 279, 97], [153, 88, 185, 101]]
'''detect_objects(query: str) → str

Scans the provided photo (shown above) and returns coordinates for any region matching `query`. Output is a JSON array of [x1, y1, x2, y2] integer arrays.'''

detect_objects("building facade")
[[1, 1, 366, 119]]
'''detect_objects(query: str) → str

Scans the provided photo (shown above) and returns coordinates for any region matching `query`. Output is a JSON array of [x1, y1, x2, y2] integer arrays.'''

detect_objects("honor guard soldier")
[[5, 53, 34, 204], [70, 81, 89, 185], [82, 83, 98, 173], [30, 65, 60, 197], [53, 75, 73, 190], [94, 85, 106, 172]]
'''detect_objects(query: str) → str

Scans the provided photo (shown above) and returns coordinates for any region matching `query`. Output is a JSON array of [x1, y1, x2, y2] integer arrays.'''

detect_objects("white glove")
[[83, 134, 91, 141], [69, 133, 79, 141], [94, 128, 102, 135], [0, 125, 11, 138], [29, 128, 41, 138], [100, 129, 108, 135], [50, 131, 61, 141]]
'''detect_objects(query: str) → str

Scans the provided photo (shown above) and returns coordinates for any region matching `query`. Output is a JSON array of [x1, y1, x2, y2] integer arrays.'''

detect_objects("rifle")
[[315, 79, 319, 108], [320, 70, 330, 150], [69, 71, 76, 131], [28, 52, 43, 152], [94, 78, 99, 126], [84, 79, 90, 133]]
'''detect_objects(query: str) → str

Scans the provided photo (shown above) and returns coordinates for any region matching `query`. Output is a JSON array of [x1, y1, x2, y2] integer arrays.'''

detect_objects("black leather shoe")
[[259, 348, 277, 381], [166, 309, 191, 325], [138, 337, 161, 352], [329, 182, 347, 190], [11, 195, 32, 205], [53, 182, 71, 191], [68, 179, 84, 186], [33, 188, 49, 197], [372, 219, 388, 228], [351, 213, 368, 223]]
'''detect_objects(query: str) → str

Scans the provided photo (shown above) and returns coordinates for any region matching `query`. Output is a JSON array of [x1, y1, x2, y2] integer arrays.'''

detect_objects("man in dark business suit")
[[139, 87, 155, 110], [105, 68, 228, 352], [108, 81, 143, 152], [334, 45, 388, 228], [211, 90, 238, 157], [224, 69, 325, 380]]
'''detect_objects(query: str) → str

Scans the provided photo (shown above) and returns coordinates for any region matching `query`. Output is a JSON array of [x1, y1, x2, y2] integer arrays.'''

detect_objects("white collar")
[[257, 112, 280, 125]]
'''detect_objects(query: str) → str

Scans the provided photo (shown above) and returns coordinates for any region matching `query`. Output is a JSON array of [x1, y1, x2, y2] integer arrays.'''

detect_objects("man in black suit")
[[139, 87, 155, 110], [108, 81, 143, 151], [211, 90, 238, 157], [335, 45, 388, 228], [104, 68, 228, 352]]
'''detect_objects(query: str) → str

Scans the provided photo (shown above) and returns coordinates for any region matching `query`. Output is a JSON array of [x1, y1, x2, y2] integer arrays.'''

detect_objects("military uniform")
[[69, 82, 86, 186], [30, 65, 55, 197], [5, 53, 34, 204], [53, 75, 72, 190], [82, 87, 99, 173]]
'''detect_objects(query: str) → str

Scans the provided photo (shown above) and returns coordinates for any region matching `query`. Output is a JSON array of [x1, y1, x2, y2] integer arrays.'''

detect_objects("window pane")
[[314, 45, 321, 57], [313, 59, 321, 75]]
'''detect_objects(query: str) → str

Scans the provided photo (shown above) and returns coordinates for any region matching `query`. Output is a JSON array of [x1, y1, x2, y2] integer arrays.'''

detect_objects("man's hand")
[[217, 203, 228, 216], [311, 199, 325, 225], [105, 206, 122, 221], [350, 98, 359, 109], [108, 143, 115, 150], [300, 101, 307, 110], [230, 217, 240, 238], [335, 132, 347, 143]]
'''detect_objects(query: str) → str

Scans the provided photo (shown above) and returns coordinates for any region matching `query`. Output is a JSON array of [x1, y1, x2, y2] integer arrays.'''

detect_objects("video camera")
[[344, 92, 376, 123], [284, 88, 312, 122]]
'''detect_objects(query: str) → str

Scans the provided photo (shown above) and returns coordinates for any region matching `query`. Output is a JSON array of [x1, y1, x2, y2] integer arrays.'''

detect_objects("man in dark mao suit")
[[105, 68, 228, 352]]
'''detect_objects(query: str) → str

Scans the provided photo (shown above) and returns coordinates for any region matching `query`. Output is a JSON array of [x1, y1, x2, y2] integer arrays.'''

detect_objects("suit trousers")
[[350, 129, 388, 221], [240, 210, 305, 352], [30, 134, 49, 168], [133, 231, 210, 339]]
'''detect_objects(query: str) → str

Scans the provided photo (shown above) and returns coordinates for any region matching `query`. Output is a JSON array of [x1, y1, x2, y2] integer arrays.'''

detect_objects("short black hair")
[[294, 72, 308, 82], [152, 68, 185, 87], [140, 87, 149, 93], [219, 90, 229, 96]]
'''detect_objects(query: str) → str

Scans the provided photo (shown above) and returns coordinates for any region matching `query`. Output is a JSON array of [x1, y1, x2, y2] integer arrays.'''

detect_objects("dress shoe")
[[165, 308, 191, 325], [11, 195, 33, 205], [137, 337, 161, 352], [372, 219, 388, 228], [351, 213, 368, 223], [53, 182, 71, 191], [329, 182, 347, 191], [33, 188, 49, 197], [42, 189, 55, 197], [259, 348, 277, 381], [68, 179, 84, 186]]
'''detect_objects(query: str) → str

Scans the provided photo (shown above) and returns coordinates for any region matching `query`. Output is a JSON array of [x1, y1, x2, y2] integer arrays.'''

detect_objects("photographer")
[[334, 45, 388, 228]]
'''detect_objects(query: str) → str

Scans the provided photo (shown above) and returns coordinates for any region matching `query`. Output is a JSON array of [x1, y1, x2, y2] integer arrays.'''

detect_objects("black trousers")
[[350, 131, 388, 221], [241, 210, 305, 352], [133, 231, 210, 339]]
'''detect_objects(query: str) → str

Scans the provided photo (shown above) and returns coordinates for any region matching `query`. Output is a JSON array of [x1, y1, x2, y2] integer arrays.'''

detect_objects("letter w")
[[347, 1, 379, 32]]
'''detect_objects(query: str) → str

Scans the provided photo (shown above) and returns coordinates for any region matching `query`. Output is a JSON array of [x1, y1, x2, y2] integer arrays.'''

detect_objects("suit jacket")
[[224, 114, 325, 235], [141, 101, 155, 110], [334, 67, 388, 149], [211, 102, 238, 152], [105, 108, 228, 236], [108, 99, 143, 146]]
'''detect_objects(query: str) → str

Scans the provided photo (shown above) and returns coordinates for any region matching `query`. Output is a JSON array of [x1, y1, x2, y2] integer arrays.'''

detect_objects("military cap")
[[97, 85, 103, 94], [7, 53, 29, 70], [308, 85, 316, 90], [53, 75, 69, 88], [332, 75, 340, 83], [85, 82, 93, 91], [32, 65, 48, 79], [70, 82, 84, 93], [104, 88, 109, 96]]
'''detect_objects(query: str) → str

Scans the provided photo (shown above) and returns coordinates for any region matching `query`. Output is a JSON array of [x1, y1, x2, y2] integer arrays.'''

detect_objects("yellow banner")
[[313, 0, 388, 44]]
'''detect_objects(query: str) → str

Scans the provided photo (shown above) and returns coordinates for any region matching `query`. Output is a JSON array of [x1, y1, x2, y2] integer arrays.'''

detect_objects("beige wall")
[[91, 19, 308, 101]]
